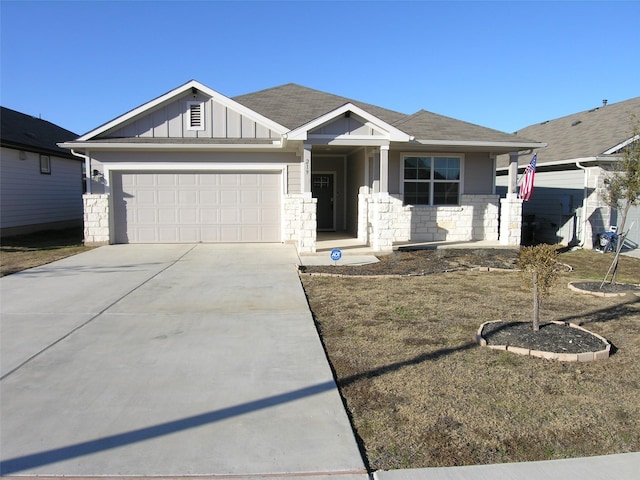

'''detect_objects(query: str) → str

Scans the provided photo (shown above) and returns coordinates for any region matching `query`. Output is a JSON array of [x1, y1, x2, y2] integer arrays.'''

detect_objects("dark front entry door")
[[312, 173, 334, 230]]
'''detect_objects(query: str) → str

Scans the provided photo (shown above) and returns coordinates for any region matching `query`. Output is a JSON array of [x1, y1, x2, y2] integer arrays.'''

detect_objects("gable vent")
[[187, 101, 205, 130]]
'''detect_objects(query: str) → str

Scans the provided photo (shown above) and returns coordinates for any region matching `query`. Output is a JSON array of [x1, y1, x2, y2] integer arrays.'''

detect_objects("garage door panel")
[[220, 190, 238, 205], [113, 172, 281, 243], [200, 209, 220, 223], [200, 191, 219, 204], [136, 209, 157, 224], [177, 174, 197, 186], [178, 190, 197, 204]]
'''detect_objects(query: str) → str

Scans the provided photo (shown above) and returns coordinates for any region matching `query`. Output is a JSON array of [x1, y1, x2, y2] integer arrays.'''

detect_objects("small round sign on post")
[[330, 248, 342, 265]]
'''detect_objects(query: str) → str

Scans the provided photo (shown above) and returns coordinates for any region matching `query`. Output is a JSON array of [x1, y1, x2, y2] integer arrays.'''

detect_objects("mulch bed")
[[571, 281, 640, 294], [300, 248, 519, 276], [481, 321, 608, 354]]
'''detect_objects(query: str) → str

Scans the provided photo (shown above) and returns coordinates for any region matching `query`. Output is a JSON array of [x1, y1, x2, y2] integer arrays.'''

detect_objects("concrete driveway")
[[0, 244, 366, 477]]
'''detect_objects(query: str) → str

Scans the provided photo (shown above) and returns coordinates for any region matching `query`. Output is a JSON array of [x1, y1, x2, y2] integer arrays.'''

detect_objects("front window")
[[402, 155, 461, 205]]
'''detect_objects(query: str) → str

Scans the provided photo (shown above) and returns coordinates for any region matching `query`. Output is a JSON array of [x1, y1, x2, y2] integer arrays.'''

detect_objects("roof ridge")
[[516, 96, 640, 132]]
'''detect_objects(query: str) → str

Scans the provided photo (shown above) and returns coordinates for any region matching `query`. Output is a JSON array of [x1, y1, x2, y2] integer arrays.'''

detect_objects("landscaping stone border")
[[477, 320, 611, 362], [568, 281, 640, 297]]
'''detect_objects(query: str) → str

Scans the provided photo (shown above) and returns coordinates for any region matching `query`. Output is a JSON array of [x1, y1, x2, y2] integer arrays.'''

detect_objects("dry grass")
[[0, 228, 93, 277], [301, 249, 640, 470], [2, 232, 639, 470]]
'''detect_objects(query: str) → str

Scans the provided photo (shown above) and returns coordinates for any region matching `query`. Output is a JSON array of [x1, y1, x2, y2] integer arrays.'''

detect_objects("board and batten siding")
[[0, 147, 83, 230], [625, 204, 640, 248], [107, 93, 280, 140]]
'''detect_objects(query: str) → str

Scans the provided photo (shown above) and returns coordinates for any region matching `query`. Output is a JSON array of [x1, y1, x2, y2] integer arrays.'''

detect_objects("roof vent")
[[571, 120, 582, 127], [602, 99, 608, 107], [187, 101, 205, 130]]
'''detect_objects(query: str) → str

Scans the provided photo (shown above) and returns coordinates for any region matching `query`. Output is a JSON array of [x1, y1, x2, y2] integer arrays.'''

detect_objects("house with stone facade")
[[496, 97, 640, 249], [59, 80, 543, 253]]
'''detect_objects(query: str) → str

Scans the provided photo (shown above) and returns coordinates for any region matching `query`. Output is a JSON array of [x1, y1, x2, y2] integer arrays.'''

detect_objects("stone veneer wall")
[[83, 194, 110, 245], [282, 193, 317, 253], [364, 193, 500, 251], [584, 167, 613, 248], [499, 194, 523, 246]]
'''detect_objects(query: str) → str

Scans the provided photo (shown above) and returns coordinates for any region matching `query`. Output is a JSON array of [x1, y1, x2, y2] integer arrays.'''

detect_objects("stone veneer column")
[[369, 193, 395, 252], [500, 193, 523, 246], [83, 194, 110, 245], [282, 193, 317, 253]]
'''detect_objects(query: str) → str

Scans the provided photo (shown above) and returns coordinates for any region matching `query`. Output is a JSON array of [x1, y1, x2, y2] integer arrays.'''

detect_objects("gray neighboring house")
[[1, 107, 83, 237], [59, 80, 543, 253], [496, 97, 640, 250]]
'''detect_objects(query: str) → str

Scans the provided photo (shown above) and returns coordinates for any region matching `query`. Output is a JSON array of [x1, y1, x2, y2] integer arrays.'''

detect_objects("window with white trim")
[[187, 101, 205, 130], [402, 155, 461, 205]]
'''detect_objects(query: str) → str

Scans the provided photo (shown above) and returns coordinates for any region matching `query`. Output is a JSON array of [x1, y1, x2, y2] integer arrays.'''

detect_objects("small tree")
[[517, 244, 560, 331], [601, 114, 640, 286]]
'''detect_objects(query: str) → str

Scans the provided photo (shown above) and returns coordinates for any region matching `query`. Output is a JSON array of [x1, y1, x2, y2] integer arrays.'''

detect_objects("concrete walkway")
[[2, 244, 638, 479], [0, 244, 366, 477]]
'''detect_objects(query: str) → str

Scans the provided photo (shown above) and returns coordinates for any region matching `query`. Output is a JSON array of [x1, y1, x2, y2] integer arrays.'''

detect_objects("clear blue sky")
[[1, 0, 638, 136]]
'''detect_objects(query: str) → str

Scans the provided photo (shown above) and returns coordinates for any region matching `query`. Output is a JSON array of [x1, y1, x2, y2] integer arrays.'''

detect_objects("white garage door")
[[112, 171, 281, 243]]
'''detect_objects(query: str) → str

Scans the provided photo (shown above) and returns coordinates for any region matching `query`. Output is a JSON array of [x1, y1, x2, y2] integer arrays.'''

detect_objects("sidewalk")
[[373, 452, 640, 480]]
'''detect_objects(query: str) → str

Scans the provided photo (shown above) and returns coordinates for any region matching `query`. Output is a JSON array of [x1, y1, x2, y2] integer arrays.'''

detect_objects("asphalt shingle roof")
[[497, 97, 640, 168], [394, 109, 532, 143], [233, 83, 407, 130], [1, 106, 79, 158], [233, 83, 530, 145]]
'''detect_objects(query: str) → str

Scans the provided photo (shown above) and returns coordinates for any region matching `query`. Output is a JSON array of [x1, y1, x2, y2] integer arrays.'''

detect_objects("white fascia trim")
[[415, 139, 547, 149], [103, 163, 286, 172], [307, 135, 391, 146], [58, 141, 285, 151], [495, 156, 616, 172], [603, 134, 639, 155], [77, 80, 288, 141], [285, 103, 413, 142]]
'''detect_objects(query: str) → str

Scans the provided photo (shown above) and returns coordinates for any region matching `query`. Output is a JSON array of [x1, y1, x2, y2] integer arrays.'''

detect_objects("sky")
[[1, 0, 639, 137]]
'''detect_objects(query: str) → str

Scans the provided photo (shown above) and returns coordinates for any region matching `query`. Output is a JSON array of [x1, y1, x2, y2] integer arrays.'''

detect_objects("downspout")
[[71, 149, 91, 194], [576, 161, 589, 247]]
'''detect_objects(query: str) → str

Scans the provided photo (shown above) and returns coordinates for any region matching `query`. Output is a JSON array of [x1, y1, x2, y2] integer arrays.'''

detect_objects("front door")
[[312, 173, 335, 231]]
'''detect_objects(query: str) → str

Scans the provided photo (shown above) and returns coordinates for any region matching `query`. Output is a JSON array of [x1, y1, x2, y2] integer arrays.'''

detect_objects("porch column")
[[301, 144, 312, 193], [507, 151, 519, 194], [379, 145, 389, 193]]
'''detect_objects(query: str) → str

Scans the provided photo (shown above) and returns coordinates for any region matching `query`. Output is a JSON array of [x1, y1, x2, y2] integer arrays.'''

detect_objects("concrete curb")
[[373, 452, 640, 480]]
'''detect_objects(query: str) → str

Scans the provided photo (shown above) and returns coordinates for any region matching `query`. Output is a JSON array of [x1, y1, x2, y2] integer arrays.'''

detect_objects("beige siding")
[[389, 150, 401, 194], [464, 153, 494, 194], [287, 163, 302, 194]]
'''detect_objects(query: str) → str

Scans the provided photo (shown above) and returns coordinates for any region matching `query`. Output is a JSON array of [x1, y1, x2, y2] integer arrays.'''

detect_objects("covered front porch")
[[297, 231, 510, 266], [282, 102, 532, 254]]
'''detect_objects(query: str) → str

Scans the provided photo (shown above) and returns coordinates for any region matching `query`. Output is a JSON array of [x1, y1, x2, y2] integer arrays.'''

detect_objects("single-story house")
[[59, 80, 544, 253], [1, 107, 83, 237], [496, 97, 640, 249]]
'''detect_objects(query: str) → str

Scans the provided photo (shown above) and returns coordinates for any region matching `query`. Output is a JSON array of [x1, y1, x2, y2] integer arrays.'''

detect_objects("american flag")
[[519, 153, 537, 202]]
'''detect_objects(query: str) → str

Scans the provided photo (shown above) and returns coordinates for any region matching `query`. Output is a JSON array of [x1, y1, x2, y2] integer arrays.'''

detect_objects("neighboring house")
[[1, 107, 83, 237], [496, 97, 640, 249], [59, 80, 543, 253]]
